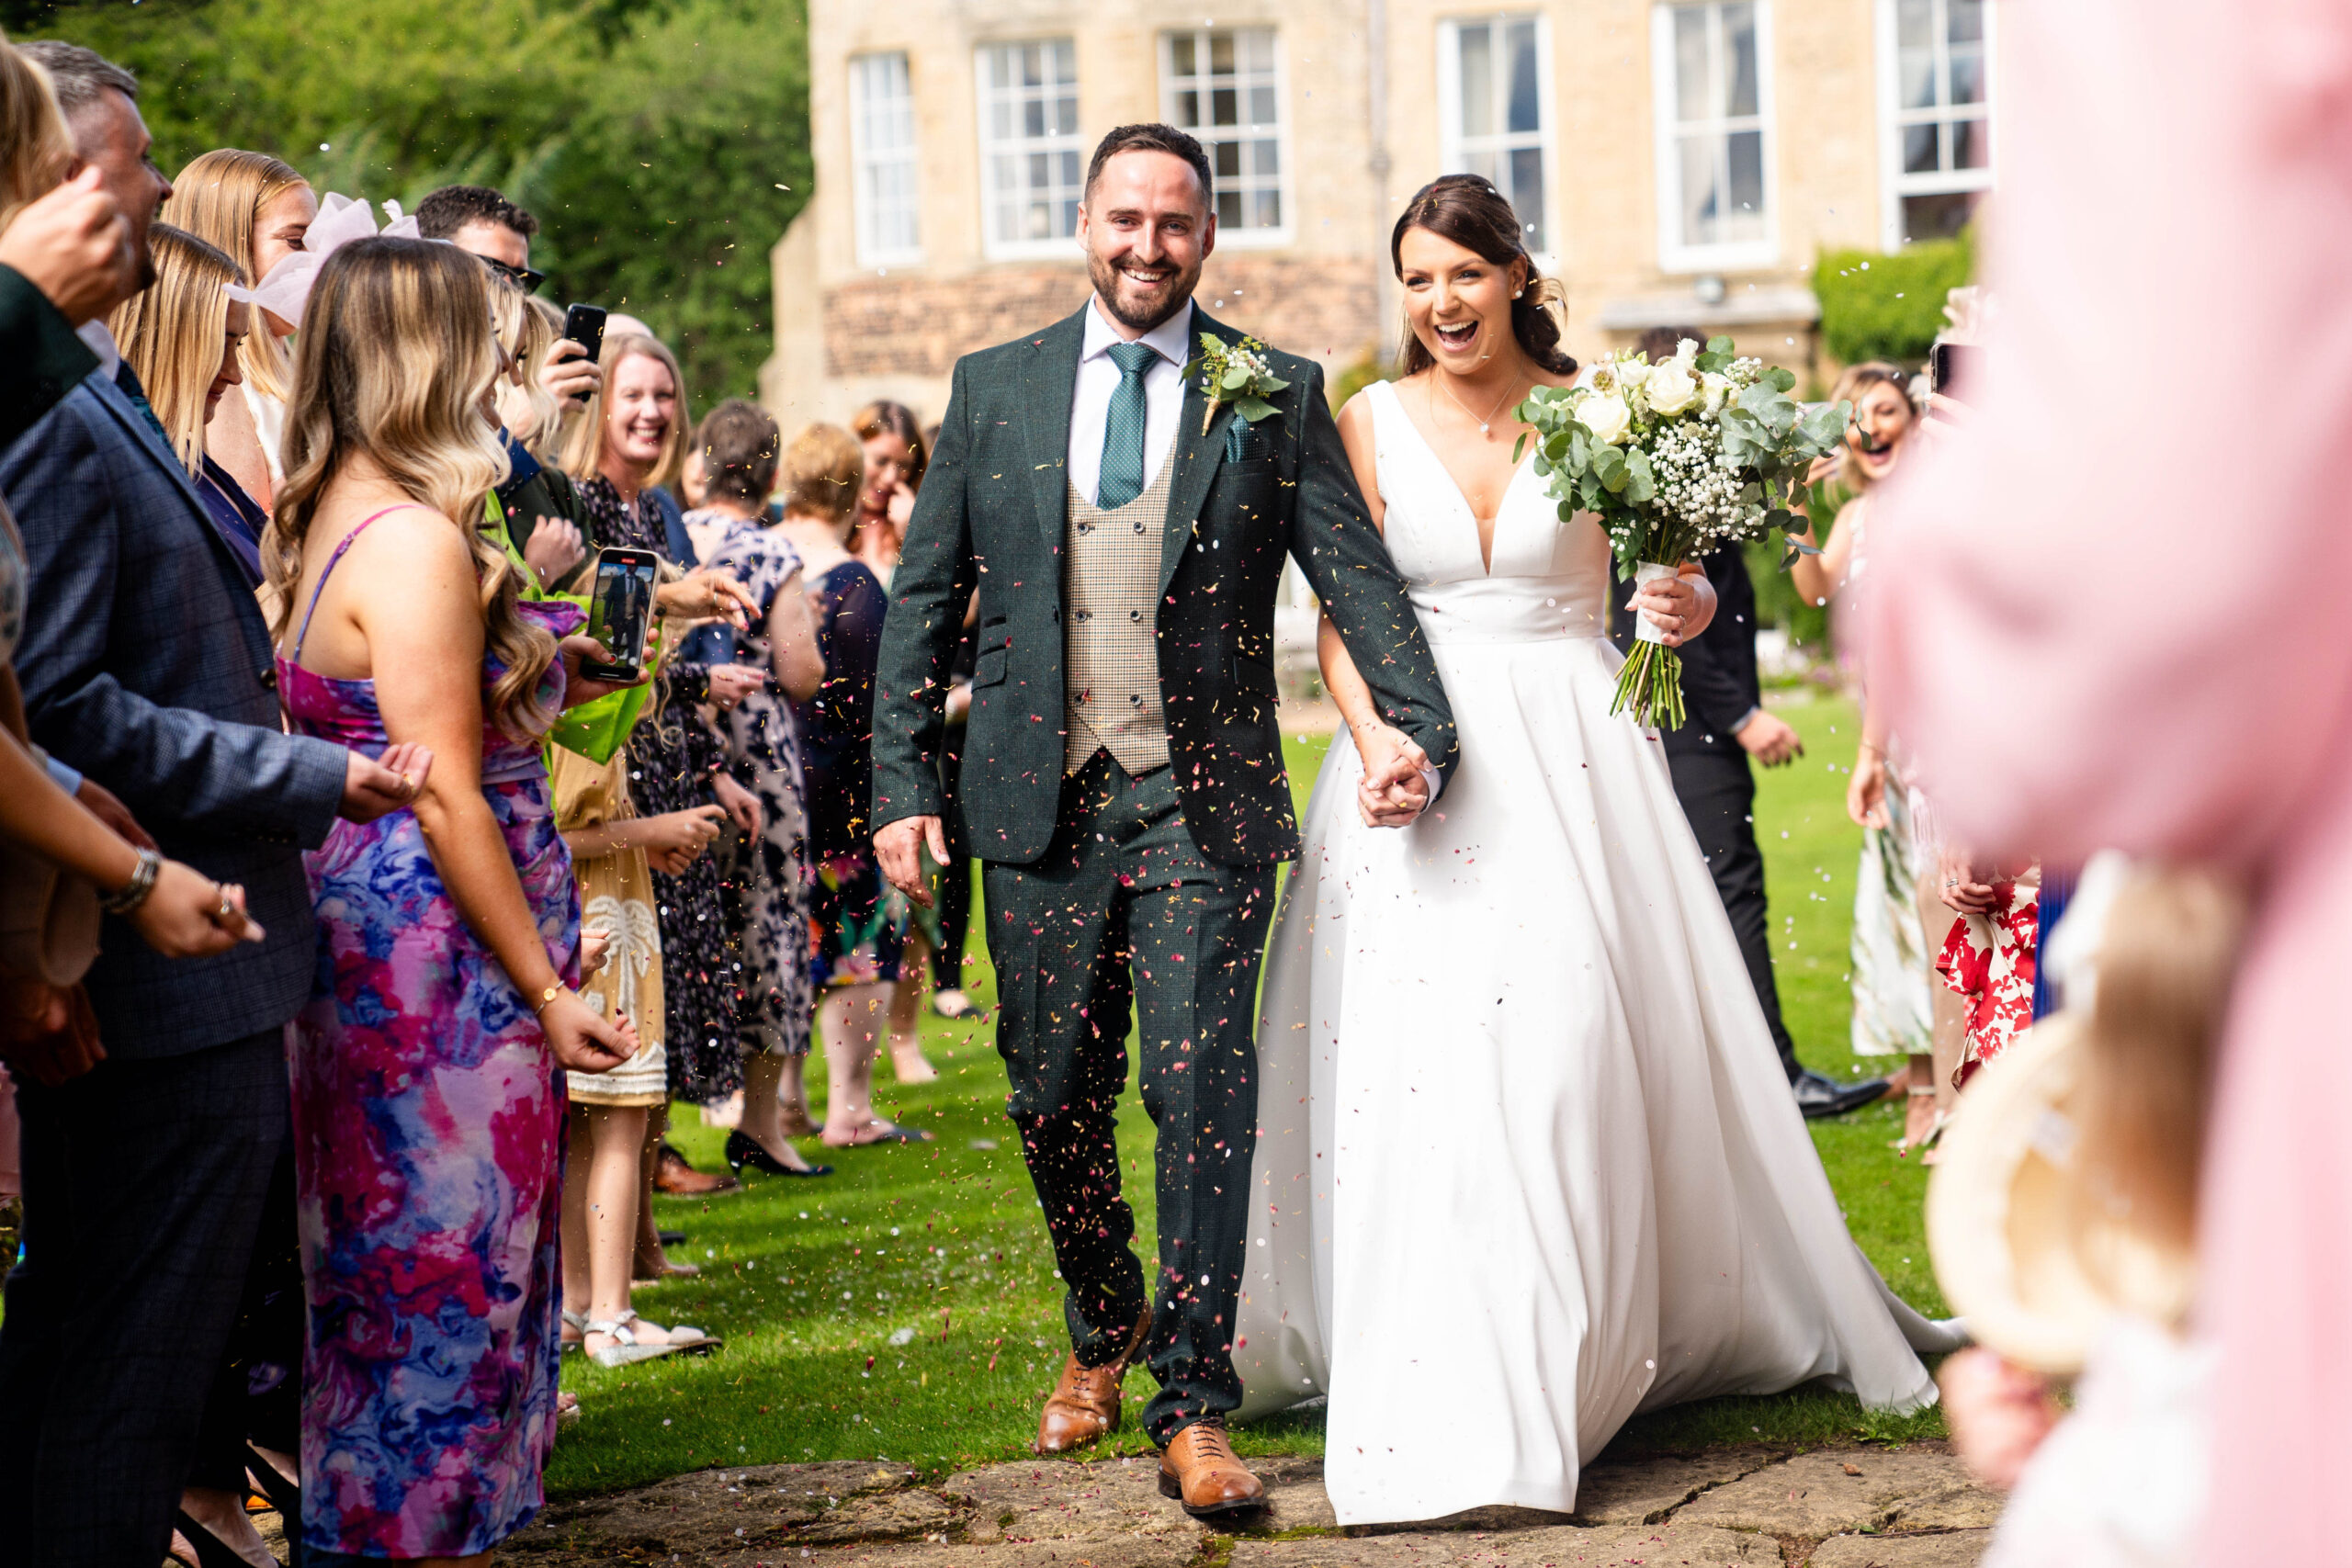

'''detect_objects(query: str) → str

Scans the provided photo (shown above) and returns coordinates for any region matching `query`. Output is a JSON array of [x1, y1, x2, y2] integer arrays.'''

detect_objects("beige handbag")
[[0, 781, 102, 987]]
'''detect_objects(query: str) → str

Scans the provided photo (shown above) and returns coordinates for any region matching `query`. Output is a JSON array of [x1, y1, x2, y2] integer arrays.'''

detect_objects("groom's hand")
[[1354, 726, 1432, 829], [876, 815, 950, 908]]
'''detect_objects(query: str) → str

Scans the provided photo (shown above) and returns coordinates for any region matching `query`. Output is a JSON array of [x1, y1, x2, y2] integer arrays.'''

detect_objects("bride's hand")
[[1353, 724, 1431, 829], [1629, 572, 1710, 647]]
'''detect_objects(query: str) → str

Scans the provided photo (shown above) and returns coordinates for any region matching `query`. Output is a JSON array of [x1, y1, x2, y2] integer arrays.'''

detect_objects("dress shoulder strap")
[[288, 504, 424, 663]]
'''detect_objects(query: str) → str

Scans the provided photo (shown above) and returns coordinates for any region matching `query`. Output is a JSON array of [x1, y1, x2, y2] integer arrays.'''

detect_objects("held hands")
[[1847, 744, 1889, 829], [1354, 724, 1433, 829], [541, 989, 637, 1074], [711, 771, 763, 836], [876, 815, 949, 908], [0, 168, 133, 326], [654, 570, 758, 630], [558, 634, 651, 709], [1736, 710, 1804, 767], [523, 517, 587, 588], [705, 663, 765, 714], [640, 804, 725, 874], [339, 742, 433, 823]]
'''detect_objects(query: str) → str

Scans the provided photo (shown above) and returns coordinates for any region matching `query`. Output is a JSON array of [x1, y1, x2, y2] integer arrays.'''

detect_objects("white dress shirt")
[[1066, 297, 1194, 509]]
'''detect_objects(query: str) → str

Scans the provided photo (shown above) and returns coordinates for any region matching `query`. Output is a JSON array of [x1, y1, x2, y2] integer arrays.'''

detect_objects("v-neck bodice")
[[1364, 378, 1613, 646]]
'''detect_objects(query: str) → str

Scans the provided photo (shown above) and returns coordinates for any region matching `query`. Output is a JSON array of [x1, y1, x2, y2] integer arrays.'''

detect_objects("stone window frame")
[[974, 39, 1087, 262], [851, 51, 924, 270], [1873, 0, 1995, 251], [1436, 13, 1559, 264], [1157, 26, 1293, 248], [1648, 0, 1780, 276]]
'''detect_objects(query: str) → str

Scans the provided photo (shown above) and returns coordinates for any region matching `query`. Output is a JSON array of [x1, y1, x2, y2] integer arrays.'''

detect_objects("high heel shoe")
[[724, 1129, 833, 1178]]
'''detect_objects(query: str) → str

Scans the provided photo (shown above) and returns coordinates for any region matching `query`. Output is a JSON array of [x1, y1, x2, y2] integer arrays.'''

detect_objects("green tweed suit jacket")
[[871, 302, 1456, 868]]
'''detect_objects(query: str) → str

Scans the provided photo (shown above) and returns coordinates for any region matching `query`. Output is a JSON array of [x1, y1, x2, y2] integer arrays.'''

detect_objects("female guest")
[[685, 400, 829, 1177], [103, 224, 268, 583], [266, 236, 637, 1560], [1787, 363, 1949, 1146], [558, 333, 760, 1223], [847, 400, 924, 583], [162, 149, 313, 508], [776, 424, 924, 1148]]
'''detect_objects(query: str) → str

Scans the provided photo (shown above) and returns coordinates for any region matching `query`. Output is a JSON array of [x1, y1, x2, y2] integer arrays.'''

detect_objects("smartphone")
[[1929, 341, 1983, 400], [581, 547, 659, 683], [560, 303, 607, 372]]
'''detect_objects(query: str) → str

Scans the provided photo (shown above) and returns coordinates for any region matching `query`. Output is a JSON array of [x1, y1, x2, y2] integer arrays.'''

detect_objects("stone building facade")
[[761, 0, 1994, 424]]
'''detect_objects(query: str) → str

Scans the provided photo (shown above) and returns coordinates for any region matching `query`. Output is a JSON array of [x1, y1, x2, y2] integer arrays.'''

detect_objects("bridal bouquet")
[[1513, 337, 1849, 728]]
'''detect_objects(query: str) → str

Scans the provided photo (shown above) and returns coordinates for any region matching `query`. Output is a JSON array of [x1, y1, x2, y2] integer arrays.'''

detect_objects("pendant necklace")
[[1434, 370, 1523, 437]]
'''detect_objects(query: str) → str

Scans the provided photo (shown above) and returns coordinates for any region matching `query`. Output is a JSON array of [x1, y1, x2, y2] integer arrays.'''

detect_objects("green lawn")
[[548, 691, 1943, 1498]]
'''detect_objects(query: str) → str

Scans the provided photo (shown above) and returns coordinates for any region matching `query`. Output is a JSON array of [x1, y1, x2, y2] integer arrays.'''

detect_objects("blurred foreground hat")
[[245, 193, 420, 327], [1926, 1012, 2195, 1376]]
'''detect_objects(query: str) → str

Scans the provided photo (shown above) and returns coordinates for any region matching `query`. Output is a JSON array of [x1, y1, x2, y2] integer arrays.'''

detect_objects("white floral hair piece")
[[243, 193, 422, 326]]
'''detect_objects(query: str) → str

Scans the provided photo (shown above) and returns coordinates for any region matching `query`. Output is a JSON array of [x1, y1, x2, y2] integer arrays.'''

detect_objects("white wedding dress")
[[1231, 379, 1960, 1524]]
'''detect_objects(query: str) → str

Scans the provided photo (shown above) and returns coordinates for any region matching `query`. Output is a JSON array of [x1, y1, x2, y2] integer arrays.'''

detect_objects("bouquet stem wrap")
[[1615, 562, 1685, 729]]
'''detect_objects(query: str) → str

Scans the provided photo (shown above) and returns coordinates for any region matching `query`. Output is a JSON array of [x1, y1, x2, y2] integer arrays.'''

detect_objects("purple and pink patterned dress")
[[277, 509, 582, 1559]]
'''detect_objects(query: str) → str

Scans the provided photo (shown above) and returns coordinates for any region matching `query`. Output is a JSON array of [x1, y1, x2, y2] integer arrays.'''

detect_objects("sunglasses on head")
[[480, 256, 548, 293]]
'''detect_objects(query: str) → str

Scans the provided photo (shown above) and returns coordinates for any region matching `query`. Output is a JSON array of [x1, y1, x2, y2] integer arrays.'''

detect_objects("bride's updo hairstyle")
[[1391, 175, 1576, 380], [269, 235, 560, 739]]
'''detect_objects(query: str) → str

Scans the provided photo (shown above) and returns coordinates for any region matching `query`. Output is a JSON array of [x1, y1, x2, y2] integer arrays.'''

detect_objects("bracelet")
[[532, 983, 568, 1018], [99, 847, 162, 915]]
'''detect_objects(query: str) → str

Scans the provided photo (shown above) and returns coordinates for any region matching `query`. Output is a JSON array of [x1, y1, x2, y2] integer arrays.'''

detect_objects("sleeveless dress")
[[1231, 381, 1960, 1524], [277, 510, 583, 1558]]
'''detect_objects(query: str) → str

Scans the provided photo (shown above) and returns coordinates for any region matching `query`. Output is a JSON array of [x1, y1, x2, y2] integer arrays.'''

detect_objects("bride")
[[1231, 175, 1960, 1525]]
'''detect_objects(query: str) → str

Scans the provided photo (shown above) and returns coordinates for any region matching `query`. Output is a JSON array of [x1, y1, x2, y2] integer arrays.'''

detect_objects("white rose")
[[1577, 391, 1634, 446], [1618, 357, 1652, 388], [1646, 361, 1700, 417], [1701, 370, 1734, 415]]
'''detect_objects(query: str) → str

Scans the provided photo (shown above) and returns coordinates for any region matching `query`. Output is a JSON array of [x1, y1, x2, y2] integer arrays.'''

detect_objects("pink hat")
[[243, 193, 422, 328]]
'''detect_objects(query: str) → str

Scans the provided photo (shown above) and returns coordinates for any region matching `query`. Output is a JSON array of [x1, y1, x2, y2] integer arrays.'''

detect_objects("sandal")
[[243, 1443, 303, 1568], [561, 1308, 589, 1353], [824, 1119, 935, 1147], [557, 1388, 583, 1424], [583, 1310, 688, 1369]]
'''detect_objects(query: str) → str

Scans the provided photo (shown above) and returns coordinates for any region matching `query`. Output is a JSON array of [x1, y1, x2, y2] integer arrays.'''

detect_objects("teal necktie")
[[1096, 340, 1159, 510]]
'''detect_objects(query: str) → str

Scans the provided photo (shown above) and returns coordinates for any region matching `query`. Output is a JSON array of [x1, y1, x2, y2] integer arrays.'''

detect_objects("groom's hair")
[[1083, 124, 1214, 213]]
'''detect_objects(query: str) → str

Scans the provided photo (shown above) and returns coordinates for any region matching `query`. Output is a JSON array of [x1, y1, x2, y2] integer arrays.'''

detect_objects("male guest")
[[1612, 331, 1884, 1119], [0, 43, 420, 1567]]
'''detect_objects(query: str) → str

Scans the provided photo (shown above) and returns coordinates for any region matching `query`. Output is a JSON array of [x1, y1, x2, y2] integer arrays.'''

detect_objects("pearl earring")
[[1512, 288, 1524, 299]]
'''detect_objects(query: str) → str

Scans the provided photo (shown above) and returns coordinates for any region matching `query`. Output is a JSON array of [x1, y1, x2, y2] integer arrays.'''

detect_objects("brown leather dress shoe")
[[1035, 1306, 1150, 1454], [1157, 1420, 1266, 1517], [653, 1142, 741, 1196]]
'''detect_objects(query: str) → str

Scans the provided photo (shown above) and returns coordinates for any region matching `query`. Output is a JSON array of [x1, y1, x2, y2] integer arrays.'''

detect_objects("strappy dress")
[[277, 507, 583, 1558]]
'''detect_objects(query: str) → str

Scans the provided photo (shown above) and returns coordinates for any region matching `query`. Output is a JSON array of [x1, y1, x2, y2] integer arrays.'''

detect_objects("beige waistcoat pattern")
[[1062, 461, 1175, 776]]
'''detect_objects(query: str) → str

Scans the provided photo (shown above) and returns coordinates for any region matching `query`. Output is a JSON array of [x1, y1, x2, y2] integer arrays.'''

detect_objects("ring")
[[216, 888, 236, 920]]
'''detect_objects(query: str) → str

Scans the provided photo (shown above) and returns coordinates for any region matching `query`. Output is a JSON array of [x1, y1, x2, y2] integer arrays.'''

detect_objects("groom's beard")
[[1088, 250, 1202, 335]]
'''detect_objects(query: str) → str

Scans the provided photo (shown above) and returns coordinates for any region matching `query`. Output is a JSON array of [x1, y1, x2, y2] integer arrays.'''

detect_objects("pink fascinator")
[[243, 194, 423, 327]]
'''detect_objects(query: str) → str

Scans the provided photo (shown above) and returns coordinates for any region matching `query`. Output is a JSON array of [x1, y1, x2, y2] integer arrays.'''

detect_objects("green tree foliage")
[[28, 0, 807, 400], [1811, 231, 1973, 369]]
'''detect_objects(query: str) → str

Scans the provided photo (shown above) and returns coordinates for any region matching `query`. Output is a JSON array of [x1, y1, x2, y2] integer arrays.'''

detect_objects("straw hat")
[[1925, 1013, 2196, 1376]]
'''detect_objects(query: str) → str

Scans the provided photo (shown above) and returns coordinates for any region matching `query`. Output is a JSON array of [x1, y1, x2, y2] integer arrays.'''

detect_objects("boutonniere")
[[1185, 333, 1290, 435]]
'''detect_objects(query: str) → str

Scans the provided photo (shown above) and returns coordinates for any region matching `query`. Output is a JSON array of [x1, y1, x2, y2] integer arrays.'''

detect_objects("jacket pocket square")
[[1224, 419, 1270, 463]]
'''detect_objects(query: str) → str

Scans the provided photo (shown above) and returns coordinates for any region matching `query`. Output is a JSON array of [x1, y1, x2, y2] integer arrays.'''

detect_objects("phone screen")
[[1930, 342, 1984, 400], [582, 550, 657, 680]]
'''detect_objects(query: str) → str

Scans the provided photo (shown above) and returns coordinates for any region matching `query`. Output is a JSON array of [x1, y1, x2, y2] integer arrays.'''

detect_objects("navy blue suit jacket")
[[1, 368, 346, 1056]]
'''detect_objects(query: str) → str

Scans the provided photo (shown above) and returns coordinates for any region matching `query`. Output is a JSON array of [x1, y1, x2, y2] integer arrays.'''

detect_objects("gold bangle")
[[533, 983, 567, 1017]]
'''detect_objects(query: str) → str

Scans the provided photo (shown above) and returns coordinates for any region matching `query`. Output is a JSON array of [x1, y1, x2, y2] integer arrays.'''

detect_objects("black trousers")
[[983, 752, 1275, 1444], [1664, 746, 1802, 1079], [933, 718, 972, 990], [0, 1029, 290, 1567]]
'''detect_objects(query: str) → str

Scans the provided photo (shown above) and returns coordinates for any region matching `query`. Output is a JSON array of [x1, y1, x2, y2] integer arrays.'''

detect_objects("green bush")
[[1813, 231, 1973, 368]]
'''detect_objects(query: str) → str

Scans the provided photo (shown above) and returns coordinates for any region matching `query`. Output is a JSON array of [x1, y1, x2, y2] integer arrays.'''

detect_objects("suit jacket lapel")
[[1023, 307, 1088, 564], [1160, 304, 1236, 598]]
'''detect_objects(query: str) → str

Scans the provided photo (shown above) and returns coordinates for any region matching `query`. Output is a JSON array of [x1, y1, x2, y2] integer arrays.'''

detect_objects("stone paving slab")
[[1569, 1448, 1781, 1526], [1675, 1448, 1991, 1540], [1233, 1522, 1778, 1565], [1806, 1530, 1993, 1567]]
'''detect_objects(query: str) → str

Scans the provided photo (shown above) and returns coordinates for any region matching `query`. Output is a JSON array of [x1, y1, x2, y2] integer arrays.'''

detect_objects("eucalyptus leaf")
[[1767, 367, 1797, 392], [1707, 335, 1736, 355], [1234, 396, 1277, 422], [1259, 375, 1290, 393], [1222, 366, 1251, 391]]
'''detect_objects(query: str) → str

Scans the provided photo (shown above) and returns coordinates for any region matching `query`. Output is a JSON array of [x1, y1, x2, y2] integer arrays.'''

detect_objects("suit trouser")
[[1664, 746, 1803, 1079], [0, 1028, 288, 1568], [984, 751, 1275, 1445]]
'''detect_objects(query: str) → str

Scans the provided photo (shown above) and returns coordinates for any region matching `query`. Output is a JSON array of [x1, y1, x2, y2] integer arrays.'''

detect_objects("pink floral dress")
[[1935, 878, 2041, 1088], [277, 509, 582, 1558]]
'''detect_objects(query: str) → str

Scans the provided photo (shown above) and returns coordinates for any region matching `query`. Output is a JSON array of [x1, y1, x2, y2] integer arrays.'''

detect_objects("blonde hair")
[[104, 223, 243, 472], [162, 149, 309, 403], [0, 40, 74, 235], [780, 423, 865, 524], [269, 237, 557, 739], [1825, 362, 1916, 493], [555, 332, 688, 492], [2066, 864, 2247, 1303], [489, 270, 558, 451]]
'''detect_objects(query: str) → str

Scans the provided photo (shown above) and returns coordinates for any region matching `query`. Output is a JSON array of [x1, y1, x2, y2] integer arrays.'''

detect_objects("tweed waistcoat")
[[1062, 460, 1173, 775]]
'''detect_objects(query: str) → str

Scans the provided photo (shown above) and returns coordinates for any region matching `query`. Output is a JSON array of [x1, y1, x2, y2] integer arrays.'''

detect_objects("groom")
[[874, 125, 1453, 1514]]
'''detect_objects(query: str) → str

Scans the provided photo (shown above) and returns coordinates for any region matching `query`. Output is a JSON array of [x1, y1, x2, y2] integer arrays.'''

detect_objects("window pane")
[[1217, 190, 1241, 227], [1254, 188, 1281, 228], [1508, 23, 1542, 134], [1951, 114, 1987, 169], [1172, 33, 1195, 75], [1723, 3, 1758, 118], [1900, 49, 1937, 110], [1060, 150, 1081, 186], [1465, 148, 1500, 186], [1726, 127, 1763, 227], [1947, 0, 1984, 44], [1176, 88, 1200, 127], [1212, 85, 1238, 125], [1510, 145, 1545, 251], [1897, 0, 1933, 49], [1051, 39, 1076, 82], [1211, 31, 1234, 72], [1250, 85, 1276, 124], [1020, 43, 1042, 87], [1460, 23, 1496, 138], [1902, 189, 1976, 243], [1948, 47, 1984, 105], [1679, 134, 1719, 244], [1674, 6, 1710, 122], [1252, 138, 1281, 175], [1215, 141, 1241, 178], [1904, 121, 1939, 174]]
